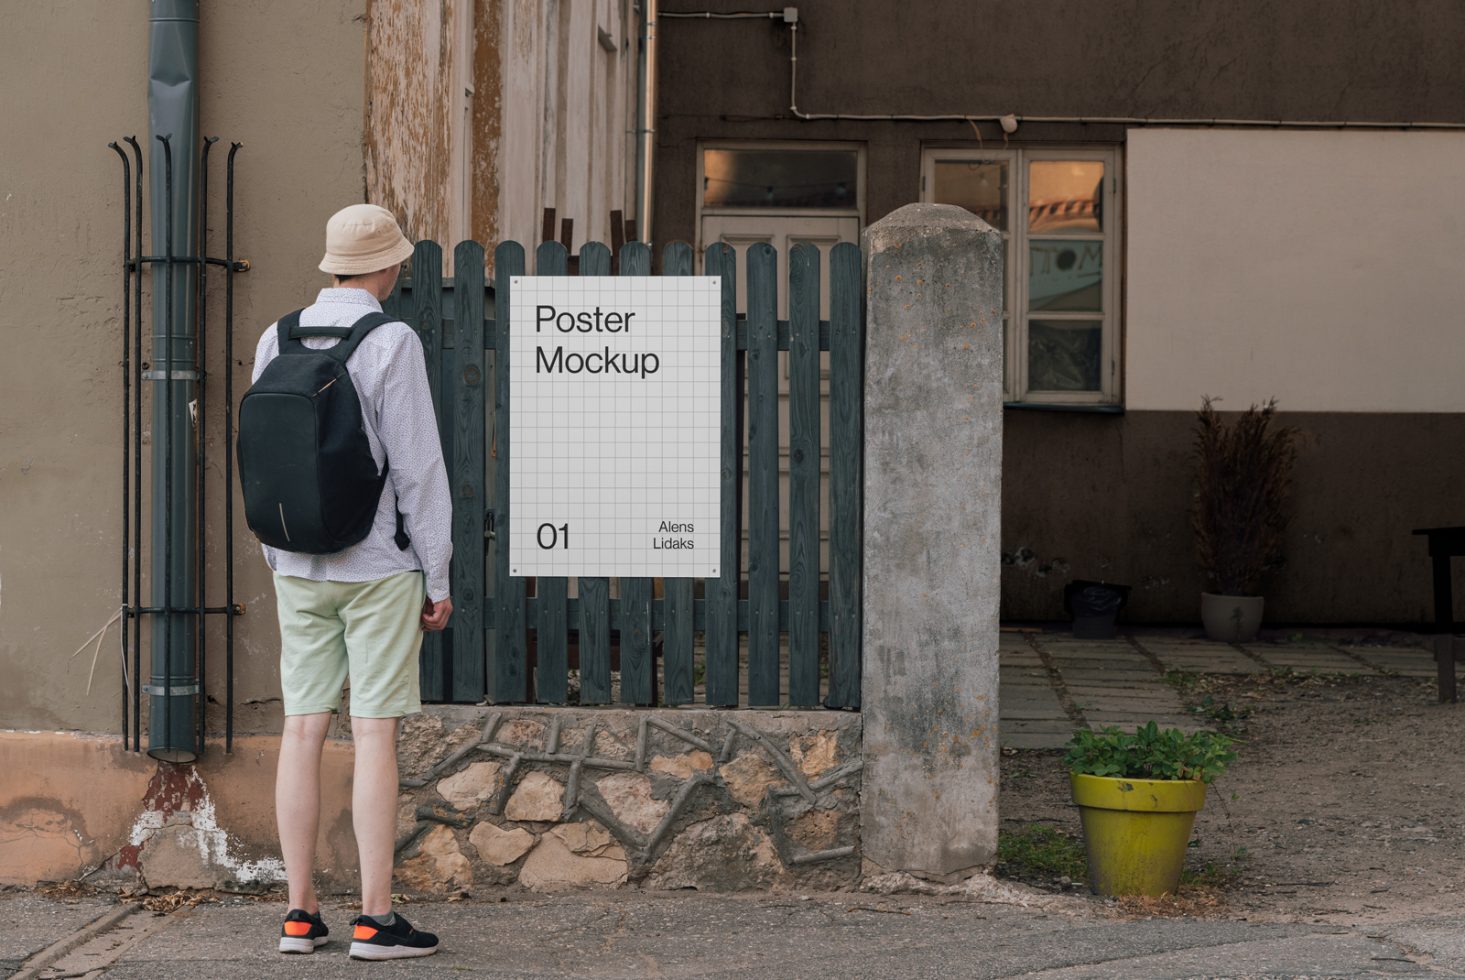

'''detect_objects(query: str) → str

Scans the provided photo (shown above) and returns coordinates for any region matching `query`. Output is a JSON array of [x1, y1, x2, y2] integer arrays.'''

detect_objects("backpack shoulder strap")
[[324, 311, 398, 365]]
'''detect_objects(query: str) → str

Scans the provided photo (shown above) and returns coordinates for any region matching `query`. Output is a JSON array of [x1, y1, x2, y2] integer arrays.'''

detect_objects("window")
[[702, 146, 860, 211], [922, 148, 1121, 405]]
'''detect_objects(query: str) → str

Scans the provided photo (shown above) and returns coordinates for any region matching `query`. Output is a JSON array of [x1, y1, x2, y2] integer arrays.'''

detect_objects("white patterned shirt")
[[251, 288, 453, 600]]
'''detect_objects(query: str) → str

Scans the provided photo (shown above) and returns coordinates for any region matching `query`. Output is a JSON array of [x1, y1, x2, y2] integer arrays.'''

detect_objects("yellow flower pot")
[[1070, 772, 1208, 897]]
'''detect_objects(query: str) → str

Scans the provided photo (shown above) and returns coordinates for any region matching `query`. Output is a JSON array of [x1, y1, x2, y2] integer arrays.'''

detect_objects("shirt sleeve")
[[252, 324, 278, 384], [374, 326, 455, 600]]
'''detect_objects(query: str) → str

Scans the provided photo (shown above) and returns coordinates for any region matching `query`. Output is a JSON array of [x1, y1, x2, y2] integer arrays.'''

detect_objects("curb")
[[11, 902, 138, 980]]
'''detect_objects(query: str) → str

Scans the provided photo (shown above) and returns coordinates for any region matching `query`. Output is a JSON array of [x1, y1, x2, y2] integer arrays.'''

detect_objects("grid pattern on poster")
[[508, 276, 721, 578]]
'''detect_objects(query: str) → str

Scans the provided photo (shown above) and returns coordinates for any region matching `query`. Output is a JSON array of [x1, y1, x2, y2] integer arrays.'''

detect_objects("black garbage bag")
[[1063, 580, 1132, 639]]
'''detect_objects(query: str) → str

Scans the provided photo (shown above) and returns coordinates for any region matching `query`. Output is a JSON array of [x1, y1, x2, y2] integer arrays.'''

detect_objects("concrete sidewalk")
[[998, 631, 1436, 749], [7, 890, 1465, 979]]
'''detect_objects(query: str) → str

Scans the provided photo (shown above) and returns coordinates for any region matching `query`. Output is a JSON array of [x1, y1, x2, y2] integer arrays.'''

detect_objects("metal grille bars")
[[108, 134, 246, 757]]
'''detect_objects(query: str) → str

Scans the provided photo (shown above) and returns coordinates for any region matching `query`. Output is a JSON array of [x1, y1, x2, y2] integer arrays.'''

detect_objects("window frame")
[[920, 145, 1122, 406], [696, 140, 867, 226]]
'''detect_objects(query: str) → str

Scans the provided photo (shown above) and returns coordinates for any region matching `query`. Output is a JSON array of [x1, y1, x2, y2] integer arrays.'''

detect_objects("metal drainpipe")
[[147, 0, 200, 762], [634, 0, 658, 243]]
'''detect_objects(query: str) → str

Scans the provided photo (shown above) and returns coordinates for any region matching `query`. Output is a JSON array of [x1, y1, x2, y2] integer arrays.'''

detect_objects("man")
[[252, 204, 452, 961]]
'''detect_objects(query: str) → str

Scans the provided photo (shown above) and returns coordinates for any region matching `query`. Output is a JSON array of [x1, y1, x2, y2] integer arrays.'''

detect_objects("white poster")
[[508, 276, 722, 578]]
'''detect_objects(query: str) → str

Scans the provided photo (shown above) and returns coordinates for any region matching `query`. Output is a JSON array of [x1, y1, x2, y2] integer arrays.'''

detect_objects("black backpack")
[[237, 309, 409, 555]]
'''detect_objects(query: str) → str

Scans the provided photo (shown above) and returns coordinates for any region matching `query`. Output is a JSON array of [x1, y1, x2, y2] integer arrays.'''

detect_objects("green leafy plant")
[[1191, 397, 1300, 596], [1064, 722, 1236, 784]]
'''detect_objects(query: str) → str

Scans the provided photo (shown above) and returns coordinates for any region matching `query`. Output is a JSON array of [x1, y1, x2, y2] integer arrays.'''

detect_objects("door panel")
[[699, 214, 860, 578]]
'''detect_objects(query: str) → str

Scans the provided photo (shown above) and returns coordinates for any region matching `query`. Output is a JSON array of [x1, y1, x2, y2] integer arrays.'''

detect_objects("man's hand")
[[421, 596, 453, 631]]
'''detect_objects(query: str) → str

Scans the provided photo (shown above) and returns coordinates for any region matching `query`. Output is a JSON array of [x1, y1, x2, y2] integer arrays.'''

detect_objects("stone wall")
[[388, 707, 862, 894]]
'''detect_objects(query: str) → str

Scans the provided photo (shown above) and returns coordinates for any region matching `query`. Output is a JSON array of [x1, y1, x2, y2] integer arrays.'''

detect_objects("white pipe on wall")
[[634, 0, 658, 241]]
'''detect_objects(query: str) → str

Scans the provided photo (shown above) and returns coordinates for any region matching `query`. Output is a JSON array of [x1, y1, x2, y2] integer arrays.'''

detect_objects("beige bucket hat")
[[319, 204, 414, 276]]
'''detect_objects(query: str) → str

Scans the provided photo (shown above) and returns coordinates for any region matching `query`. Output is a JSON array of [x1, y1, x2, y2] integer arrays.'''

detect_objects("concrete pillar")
[[860, 203, 1004, 881]]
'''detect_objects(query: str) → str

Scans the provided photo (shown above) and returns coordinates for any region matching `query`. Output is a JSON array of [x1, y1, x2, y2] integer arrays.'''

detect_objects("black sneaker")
[[278, 908, 329, 954], [349, 913, 439, 961]]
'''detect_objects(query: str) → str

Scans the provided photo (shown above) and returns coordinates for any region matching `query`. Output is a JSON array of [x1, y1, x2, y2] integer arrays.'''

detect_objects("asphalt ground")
[[8, 889, 1465, 979]]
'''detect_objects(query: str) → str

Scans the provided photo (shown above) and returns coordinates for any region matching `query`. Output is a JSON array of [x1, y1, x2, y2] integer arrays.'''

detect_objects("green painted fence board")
[[409, 242, 447, 701], [438, 325, 462, 700], [662, 241, 696, 705], [828, 241, 863, 709], [450, 241, 487, 702], [534, 241, 570, 704], [491, 241, 528, 702], [488, 596, 840, 634], [704, 243, 740, 707], [577, 576, 611, 704], [746, 243, 780, 706], [788, 242, 821, 707], [575, 241, 613, 704], [618, 241, 655, 705], [412, 242, 445, 413], [621, 578, 653, 705]]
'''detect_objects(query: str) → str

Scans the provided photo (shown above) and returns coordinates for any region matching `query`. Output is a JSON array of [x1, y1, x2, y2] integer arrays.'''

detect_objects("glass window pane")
[[703, 148, 858, 209], [1028, 160, 1103, 233], [1029, 239, 1102, 312], [932, 160, 1009, 230], [1028, 319, 1102, 392]]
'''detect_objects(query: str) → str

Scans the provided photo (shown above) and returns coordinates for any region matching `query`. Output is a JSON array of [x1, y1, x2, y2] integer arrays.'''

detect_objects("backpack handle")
[[276, 310, 397, 364]]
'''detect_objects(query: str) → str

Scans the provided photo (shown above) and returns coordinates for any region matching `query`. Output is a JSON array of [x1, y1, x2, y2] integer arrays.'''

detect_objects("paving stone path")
[[998, 631, 1437, 749]]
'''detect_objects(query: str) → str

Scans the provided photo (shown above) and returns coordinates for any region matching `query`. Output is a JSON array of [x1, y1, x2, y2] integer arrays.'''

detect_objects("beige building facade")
[[1, 0, 641, 888]]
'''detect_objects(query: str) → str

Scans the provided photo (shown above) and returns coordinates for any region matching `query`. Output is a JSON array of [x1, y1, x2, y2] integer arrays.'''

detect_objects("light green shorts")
[[273, 570, 426, 718]]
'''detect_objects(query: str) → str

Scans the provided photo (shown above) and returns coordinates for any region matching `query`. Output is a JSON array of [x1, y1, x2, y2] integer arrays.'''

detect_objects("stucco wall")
[[1000, 410, 1465, 625], [1127, 129, 1465, 413], [653, 0, 1465, 246], [0, 0, 367, 734], [651, 1, 1465, 623]]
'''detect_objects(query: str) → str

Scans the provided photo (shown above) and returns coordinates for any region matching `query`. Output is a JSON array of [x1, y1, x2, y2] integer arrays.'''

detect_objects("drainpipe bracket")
[[143, 683, 201, 696]]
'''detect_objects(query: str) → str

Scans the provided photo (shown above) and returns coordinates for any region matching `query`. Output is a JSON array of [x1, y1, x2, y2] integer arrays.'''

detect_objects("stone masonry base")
[[391, 707, 863, 894]]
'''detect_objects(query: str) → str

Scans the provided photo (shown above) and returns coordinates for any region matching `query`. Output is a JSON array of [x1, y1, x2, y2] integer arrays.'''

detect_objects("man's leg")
[[351, 715, 401, 916], [339, 572, 438, 958], [276, 711, 332, 913]]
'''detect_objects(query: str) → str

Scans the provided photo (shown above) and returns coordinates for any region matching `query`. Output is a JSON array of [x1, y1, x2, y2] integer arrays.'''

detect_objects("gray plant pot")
[[1200, 592, 1264, 643]]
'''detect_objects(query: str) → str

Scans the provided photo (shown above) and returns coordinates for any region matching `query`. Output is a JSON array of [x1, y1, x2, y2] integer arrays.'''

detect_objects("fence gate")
[[384, 239, 862, 710]]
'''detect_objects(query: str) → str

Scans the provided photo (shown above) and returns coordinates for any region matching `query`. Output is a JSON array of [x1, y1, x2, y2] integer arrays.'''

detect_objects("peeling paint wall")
[[497, 0, 638, 250], [0, 733, 356, 890], [470, 0, 504, 247], [364, 0, 465, 245], [368, 0, 636, 260]]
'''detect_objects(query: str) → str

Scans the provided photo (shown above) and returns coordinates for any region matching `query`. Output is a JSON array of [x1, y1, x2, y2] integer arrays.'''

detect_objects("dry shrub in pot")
[[1191, 397, 1300, 597]]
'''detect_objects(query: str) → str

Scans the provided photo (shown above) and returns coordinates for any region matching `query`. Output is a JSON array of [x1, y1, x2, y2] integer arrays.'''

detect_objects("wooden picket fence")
[[383, 239, 862, 710]]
